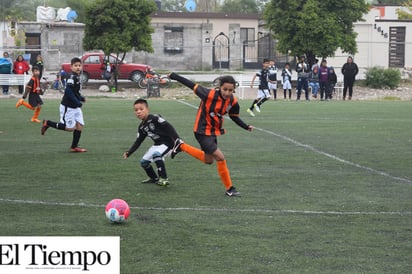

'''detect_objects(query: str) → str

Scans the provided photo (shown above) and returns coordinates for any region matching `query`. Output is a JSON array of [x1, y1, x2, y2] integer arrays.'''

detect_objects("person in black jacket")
[[341, 56, 359, 100], [41, 57, 88, 152]]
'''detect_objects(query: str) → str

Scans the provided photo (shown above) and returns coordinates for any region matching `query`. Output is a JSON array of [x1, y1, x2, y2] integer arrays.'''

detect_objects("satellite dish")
[[185, 0, 196, 12]]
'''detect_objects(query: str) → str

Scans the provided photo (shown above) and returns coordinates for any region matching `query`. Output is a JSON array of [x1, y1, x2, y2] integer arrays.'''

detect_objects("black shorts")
[[28, 93, 43, 108], [194, 133, 217, 154]]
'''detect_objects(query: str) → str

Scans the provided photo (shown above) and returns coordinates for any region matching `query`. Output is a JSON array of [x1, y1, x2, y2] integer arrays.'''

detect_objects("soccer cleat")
[[156, 178, 170, 187], [141, 177, 159, 184], [31, 118, 41, 123], [41, 120, 49, 135], [225, 186, 241, 197], [253, 103, 260, 113], [16, 99, 24, 108], [246, 108, 255, 117], [70, 147, 88, 153], [171, 138, 184, 159]]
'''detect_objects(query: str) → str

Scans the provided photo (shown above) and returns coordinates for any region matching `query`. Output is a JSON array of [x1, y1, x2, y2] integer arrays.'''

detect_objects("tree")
[[263, 0, 369, 67], [397, 0, 412, 19], [220, 0, 259, 14], [83, 0, 157, 88]]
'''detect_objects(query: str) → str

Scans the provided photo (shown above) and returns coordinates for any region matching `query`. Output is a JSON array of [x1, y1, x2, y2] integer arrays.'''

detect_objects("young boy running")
[[168, 73, 253, 197], [40, 57, 87, 152], [247, 58, 270, 117], [123, 99, 180, 186], [15, 65, 43, 123]]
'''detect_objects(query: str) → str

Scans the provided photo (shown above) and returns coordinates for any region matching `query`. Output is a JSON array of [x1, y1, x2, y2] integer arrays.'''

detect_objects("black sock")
[[143, 165, 157, 179], [250, 99, 259, 110], [71, 130, 81, 148], [154, 159, 167, 179], [47, 120, 66, 130]]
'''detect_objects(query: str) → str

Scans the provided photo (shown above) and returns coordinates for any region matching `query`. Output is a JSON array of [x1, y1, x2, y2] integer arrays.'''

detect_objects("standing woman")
[[13, 55, 30, 94], [341, 56, 359, 100]]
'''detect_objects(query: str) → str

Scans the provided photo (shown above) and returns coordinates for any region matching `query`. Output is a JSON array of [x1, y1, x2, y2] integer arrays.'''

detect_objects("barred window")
[[164, 26, 183, 54]]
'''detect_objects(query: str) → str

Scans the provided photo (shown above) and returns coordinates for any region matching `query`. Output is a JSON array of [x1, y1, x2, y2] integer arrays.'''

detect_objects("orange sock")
[[216, 160, 232, 190], [181, 143, 205, 163], [22, 101, 34, 110], [32, 107, 41, 120]]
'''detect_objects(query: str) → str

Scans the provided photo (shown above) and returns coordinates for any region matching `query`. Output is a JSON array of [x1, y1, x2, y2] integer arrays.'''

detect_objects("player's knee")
[[153, 152, 163, 163], [140, 159, 151, 169]]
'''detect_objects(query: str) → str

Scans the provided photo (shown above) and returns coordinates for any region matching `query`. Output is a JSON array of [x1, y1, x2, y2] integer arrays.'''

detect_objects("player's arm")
[[229, 103, 253, 131], [168, 72, 195, 90], [124, 132, 145, 159], [250, 74, 257, 88], [22, 80, 33, 99]]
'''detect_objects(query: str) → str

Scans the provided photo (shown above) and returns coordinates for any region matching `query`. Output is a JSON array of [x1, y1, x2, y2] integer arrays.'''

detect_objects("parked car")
[[61, 52, 150, 83]]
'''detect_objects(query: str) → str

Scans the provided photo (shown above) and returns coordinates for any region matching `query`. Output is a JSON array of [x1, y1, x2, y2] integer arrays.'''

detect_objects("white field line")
[[177, 100, 412, 184], [1, 198, 411, 216]]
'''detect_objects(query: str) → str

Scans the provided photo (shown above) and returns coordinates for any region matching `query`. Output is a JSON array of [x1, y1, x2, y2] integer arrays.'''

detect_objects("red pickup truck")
[[61, 52, 150, 83]]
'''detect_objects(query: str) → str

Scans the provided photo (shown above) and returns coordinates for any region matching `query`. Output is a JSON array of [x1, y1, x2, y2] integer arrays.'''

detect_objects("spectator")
[[341, 56, 359, 100], [13, 55, 30, 94], [296, 56, 310, 101], [267, 59, 278, 100], [281, 63, 292, 100], [319, 59, 330, 101], [308, 66, 320, 99], [328, 67, 337, 99], [35, 54, 44, 79], [0, 52, 13, 95]]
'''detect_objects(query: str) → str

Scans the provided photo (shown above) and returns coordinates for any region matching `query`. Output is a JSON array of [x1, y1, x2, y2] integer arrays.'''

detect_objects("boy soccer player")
[[123, 99, 180, 186], [247, 58, 271, 117], [168, 73, 253, 197], [41, 57, 87, 152], [15, 65, 43, 123]]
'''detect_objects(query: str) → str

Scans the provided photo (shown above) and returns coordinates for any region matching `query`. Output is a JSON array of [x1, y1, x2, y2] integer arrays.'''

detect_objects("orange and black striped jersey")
[[26, 76, 40, 94], [193, 84, 245, 136]]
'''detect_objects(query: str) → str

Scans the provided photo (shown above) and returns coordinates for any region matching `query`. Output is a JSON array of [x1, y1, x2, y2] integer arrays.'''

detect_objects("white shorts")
[[257, 89, 271, 99], [142, 144, 169, 161], [268, 82, 277, 90], [282, 80, 292, 90], [59, 104, 85, 129]]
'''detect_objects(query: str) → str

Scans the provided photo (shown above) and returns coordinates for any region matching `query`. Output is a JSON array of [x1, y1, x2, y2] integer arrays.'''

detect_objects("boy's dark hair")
[[71, 57, 81, 65], [217, 75, 239, 90], [263, 58, 270, 63], [31, 65, 40, 72], [134, 98, 148, 107], [285, 62, 290, 66]]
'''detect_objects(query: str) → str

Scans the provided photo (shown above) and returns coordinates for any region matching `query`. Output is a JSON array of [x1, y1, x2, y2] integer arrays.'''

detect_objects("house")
[[1, 5, 410, 73]]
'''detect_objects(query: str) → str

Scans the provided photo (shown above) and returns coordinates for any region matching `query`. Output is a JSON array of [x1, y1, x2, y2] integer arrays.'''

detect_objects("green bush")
[[365, 66, 401, 89]]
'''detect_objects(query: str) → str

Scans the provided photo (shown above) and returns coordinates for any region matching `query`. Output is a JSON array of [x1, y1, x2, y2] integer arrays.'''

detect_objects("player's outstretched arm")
[[168, 72, 196, 90]]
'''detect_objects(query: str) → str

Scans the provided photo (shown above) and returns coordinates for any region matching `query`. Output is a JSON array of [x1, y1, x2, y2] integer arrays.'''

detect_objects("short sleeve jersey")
[[256, 68, 269, 90], [268, 65, 278, 81], [61, 73, 83, 108], [193, 85, 240, 136]]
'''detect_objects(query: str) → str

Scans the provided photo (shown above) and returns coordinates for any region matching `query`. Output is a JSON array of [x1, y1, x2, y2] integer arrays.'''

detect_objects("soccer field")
[[1, 98, 412, 273]]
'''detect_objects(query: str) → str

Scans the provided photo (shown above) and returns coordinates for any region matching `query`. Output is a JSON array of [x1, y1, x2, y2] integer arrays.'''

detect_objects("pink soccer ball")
[[105, 199, 130, 223]]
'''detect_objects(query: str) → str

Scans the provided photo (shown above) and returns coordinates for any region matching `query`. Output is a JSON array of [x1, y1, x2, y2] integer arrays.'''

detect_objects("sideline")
[[177, 100, 412, 185]]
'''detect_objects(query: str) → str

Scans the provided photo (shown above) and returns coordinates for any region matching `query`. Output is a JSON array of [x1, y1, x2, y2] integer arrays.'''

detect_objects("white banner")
[[0, 237, 119, 274]]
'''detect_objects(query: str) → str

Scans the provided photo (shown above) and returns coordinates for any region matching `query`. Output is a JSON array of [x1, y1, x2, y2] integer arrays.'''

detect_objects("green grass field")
[[1, 97, 412, 273]]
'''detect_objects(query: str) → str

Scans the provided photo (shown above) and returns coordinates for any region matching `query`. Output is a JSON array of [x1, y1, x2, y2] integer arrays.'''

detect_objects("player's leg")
[[70, 109, 86, 152], [153, 145, 170, 186]]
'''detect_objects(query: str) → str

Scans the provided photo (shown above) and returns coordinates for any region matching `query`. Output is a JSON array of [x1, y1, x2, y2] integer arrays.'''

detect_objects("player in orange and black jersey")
[[15, 65, 43, 123], [168, 73, 253, 197]]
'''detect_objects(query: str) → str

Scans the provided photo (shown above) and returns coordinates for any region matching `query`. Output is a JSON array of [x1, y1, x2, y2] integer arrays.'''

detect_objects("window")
[[164, 26, 183, 54], [240, 28, 255, 46], [84, 55, 101, 64]]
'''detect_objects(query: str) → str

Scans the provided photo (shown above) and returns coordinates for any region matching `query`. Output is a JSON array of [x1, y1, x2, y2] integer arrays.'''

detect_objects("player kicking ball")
[[168, 73, 253, 197]]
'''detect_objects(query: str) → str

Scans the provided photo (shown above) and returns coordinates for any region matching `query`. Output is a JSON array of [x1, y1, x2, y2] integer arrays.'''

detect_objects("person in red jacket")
[[13, 55, 30, 94]]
